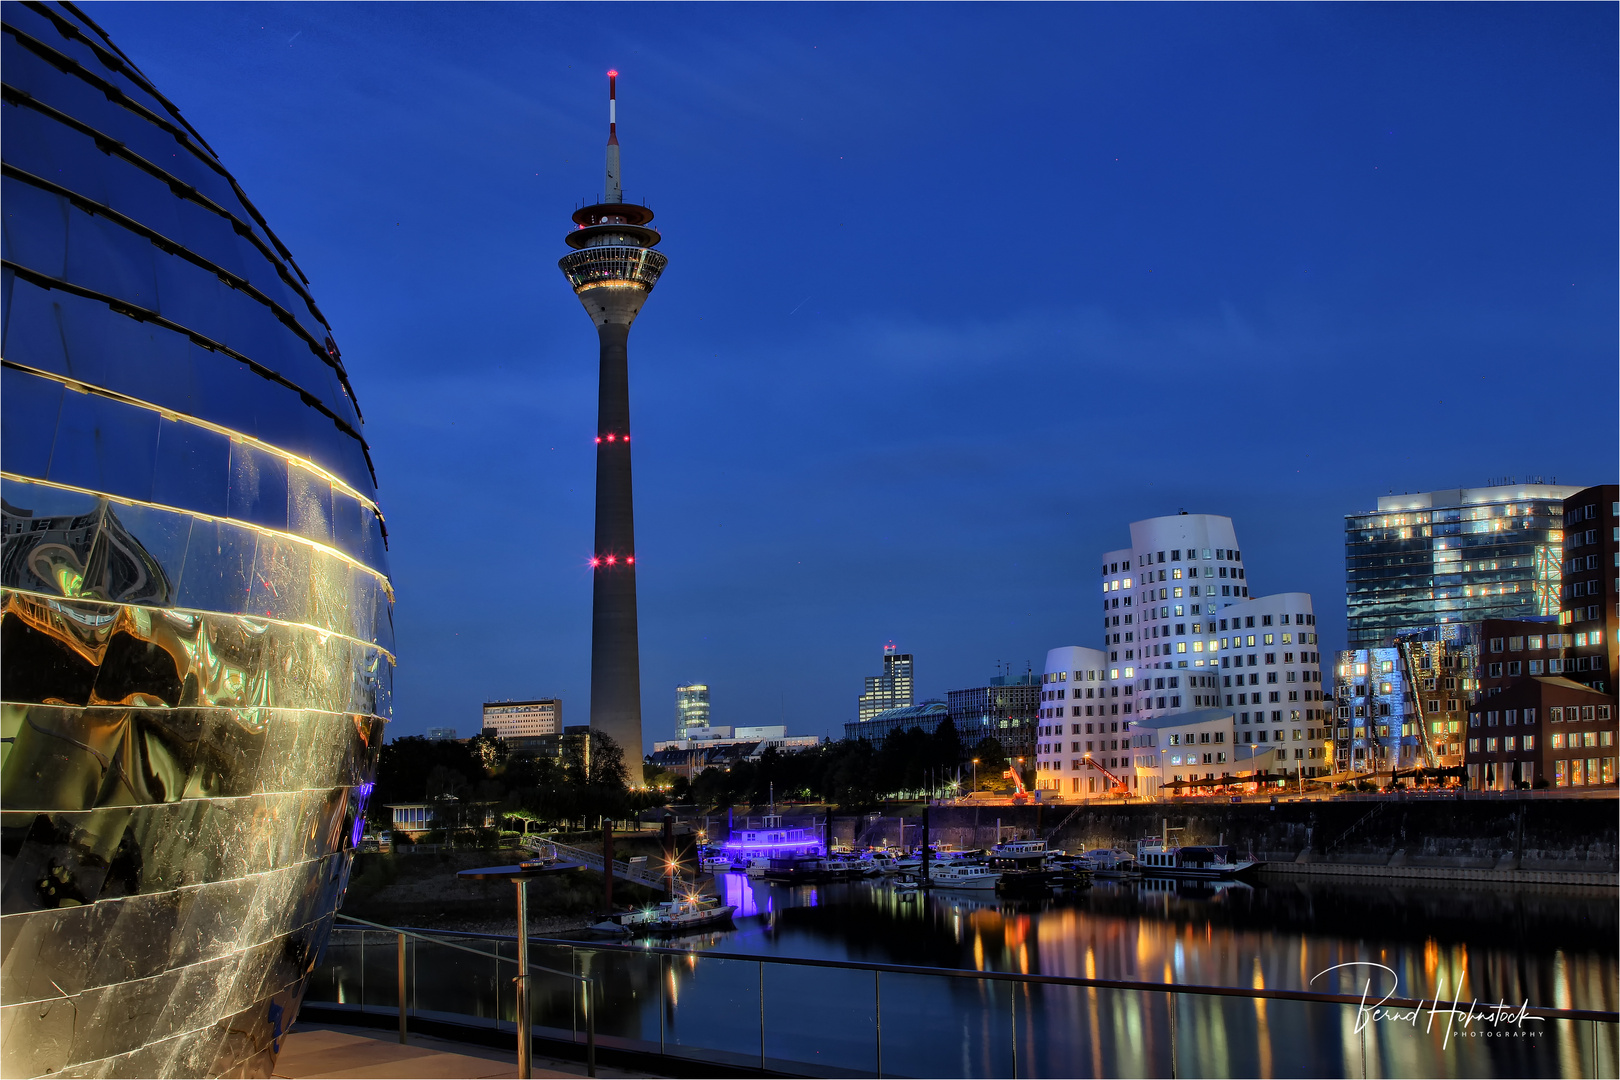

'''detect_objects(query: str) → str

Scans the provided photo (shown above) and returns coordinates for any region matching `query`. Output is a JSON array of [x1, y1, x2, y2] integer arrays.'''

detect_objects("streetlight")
[[972, 758, 979, 791]]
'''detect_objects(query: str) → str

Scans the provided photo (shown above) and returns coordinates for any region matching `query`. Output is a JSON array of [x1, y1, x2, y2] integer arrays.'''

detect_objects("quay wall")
[[828, 797, 1619, 882]]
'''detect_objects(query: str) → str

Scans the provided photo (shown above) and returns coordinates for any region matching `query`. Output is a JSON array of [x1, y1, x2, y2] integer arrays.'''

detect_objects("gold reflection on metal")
[[3, 474, 393, 597], [3, 511, 389, 1077]]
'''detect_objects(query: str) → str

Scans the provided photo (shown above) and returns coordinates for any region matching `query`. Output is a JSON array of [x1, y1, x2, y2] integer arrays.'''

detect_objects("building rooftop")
[[1131, 707, 1235, 730], [1370, 483, 1582, 513]]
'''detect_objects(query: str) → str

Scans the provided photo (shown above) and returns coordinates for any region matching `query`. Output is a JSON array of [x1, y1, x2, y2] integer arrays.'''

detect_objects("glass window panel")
[[364, 511, 388, 571], [329, 490, 366, 561], [2, 278, 72, 376], [47, 389, 161, 503], [175, 517, 257, 615], [151, 418, 230, 518], [166, 197, 255, 284], [1, 176, 70, 277], [226, 441, 288, 531], [247, 532, 313, 622], [0, 477, 105, 595], [56, 286, 193, 397], [5, 104, 114, 207], [190, 341, 266, 442], [374, 602, 395, 657], [0, 1, 71, 46], [62, 202, 161, 311], [287, 462, 333, 546], [96, 500, 189, 605], [150, 242, 243, 343], [101, 150, 187, 245], [1, 366, 65, 480], [344, 567, 379, 645]]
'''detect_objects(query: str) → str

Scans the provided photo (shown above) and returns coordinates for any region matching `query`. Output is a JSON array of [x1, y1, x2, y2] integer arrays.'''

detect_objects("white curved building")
[[1036, 514, 1329, 795]]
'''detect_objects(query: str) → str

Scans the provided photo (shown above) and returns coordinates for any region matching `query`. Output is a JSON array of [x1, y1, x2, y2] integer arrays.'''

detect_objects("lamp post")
[[972, 758, 979, 792]]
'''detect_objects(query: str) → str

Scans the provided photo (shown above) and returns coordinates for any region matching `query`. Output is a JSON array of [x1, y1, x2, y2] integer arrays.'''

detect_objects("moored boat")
[[1078, 848, 1141, 878], [1135, 821, 1258, 880], [928, 862, 1002, 890], [592, 895, 737, 935]]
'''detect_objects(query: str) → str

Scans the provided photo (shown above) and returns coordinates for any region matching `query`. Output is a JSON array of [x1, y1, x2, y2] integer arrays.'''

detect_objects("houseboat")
[[987, 839, 1058, 894], [1077, 848, 1140, 878], [1135, 822, 1258, 880], [760, 855, 855, 884]]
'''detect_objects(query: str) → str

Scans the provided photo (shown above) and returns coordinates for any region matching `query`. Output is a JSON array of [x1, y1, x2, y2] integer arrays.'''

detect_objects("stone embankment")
[[829, 796, 1619, 887]]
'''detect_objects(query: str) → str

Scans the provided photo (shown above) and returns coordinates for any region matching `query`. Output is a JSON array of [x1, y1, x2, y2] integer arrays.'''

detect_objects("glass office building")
[[1, 5, 392, 1076], [1345, 484, 1580, 647], [856, 645, 914, 723], [675, 683, 710, 738]]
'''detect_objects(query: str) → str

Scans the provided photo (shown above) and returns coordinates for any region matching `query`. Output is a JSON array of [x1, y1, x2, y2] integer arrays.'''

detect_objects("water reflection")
[[681, 873, 1616, 1013]]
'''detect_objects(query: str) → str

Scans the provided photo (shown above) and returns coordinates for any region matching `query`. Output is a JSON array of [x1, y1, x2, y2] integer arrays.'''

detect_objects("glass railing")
[[305, 920, 1619, 1079]]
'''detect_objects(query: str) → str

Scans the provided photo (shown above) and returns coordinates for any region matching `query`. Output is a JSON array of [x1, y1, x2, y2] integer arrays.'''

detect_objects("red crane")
[[1002, 768, 1031, 803], [1080, 754, 1135, 799]]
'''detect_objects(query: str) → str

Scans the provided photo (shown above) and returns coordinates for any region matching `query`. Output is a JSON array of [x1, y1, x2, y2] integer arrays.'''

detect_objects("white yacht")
[[927, 862, 1001, 890]]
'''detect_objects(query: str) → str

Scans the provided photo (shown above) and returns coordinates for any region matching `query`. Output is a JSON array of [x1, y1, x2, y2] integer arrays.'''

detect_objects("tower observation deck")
[[561, 72, 665, 776]]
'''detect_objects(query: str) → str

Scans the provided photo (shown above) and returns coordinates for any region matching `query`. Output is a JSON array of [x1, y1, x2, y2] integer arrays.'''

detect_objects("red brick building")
[[1466, 676, 1615, 789]]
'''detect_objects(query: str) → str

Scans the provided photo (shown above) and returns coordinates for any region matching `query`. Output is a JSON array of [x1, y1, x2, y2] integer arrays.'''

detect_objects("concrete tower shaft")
[[559, 73, 666, 778]]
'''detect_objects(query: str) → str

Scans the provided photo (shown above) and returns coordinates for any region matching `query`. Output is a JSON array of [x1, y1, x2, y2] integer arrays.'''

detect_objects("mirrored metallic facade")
[[1, 3, 392, 1075]]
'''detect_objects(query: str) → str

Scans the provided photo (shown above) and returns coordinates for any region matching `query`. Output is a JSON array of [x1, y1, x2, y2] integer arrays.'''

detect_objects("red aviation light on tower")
[[607, 71, 618, 144]]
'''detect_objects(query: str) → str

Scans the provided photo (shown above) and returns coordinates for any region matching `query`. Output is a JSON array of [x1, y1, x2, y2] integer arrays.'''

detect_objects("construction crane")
[[1002, 768, 1031, 804], [1395, 637, 1440, 771], [1079, 754, 1134, 799]]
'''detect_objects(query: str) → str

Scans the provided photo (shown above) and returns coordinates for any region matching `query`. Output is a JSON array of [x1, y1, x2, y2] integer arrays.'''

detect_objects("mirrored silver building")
[[1, 4, 392, 1075]]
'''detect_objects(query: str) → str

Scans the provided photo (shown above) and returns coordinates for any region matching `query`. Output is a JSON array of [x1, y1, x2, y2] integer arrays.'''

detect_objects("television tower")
[[560, 71, 667, 779]]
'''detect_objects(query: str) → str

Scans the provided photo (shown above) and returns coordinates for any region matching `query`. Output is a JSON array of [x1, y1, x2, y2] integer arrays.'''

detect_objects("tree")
[[466, 732, 510, 772], [969, 736, 1008, 776]]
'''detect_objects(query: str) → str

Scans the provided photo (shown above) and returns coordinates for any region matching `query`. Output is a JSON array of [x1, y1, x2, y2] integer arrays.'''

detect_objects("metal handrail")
[[334, 914, 585, 982], [332, 915, 595, 1077], [367, 922, 1619, 1025]]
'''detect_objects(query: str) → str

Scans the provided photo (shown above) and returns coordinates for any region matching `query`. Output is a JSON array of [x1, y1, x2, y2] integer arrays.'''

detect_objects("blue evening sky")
[[84, 3, 1617, 748]]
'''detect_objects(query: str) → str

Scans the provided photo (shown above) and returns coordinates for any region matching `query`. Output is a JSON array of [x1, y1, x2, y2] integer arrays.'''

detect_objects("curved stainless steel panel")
[[1, 4, 392, 1076]]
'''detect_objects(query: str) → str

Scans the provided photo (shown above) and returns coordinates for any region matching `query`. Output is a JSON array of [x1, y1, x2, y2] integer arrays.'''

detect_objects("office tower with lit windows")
[[675, 683, 711, 738], [856, 644, 915, 724], [947, 671, 1041, 761], [561, 73, 667, 772], [1036, 514, 1328, 794], [1345, 483, 1582, 647]]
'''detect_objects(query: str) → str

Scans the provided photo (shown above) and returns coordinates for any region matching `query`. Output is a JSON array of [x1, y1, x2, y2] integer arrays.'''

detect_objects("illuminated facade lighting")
[[0, 5, 392, 1074], [1037, 514, 1325, 795], [1345, 483, 1583, 647]]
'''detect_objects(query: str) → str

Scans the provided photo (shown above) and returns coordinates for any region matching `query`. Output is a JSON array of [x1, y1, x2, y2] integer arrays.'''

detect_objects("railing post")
[[874, 970, 882, 1079], [659, 954, 666, 1054], [1010, 981, 1017, 1080], [397, 932, 408, 1044], [759, 961, 766, 1073], [586, 976, 596, 1078], [515, 879, 531, 1080], [1168, 988, 1177, 1079]]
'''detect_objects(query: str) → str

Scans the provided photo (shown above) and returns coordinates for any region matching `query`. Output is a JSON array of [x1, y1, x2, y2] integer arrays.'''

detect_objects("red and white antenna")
[[604, 70, 622, 202]]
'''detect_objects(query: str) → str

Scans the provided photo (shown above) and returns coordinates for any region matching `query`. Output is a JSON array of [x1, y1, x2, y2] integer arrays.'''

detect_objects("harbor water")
[[311, 873, 1617, 1077]]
